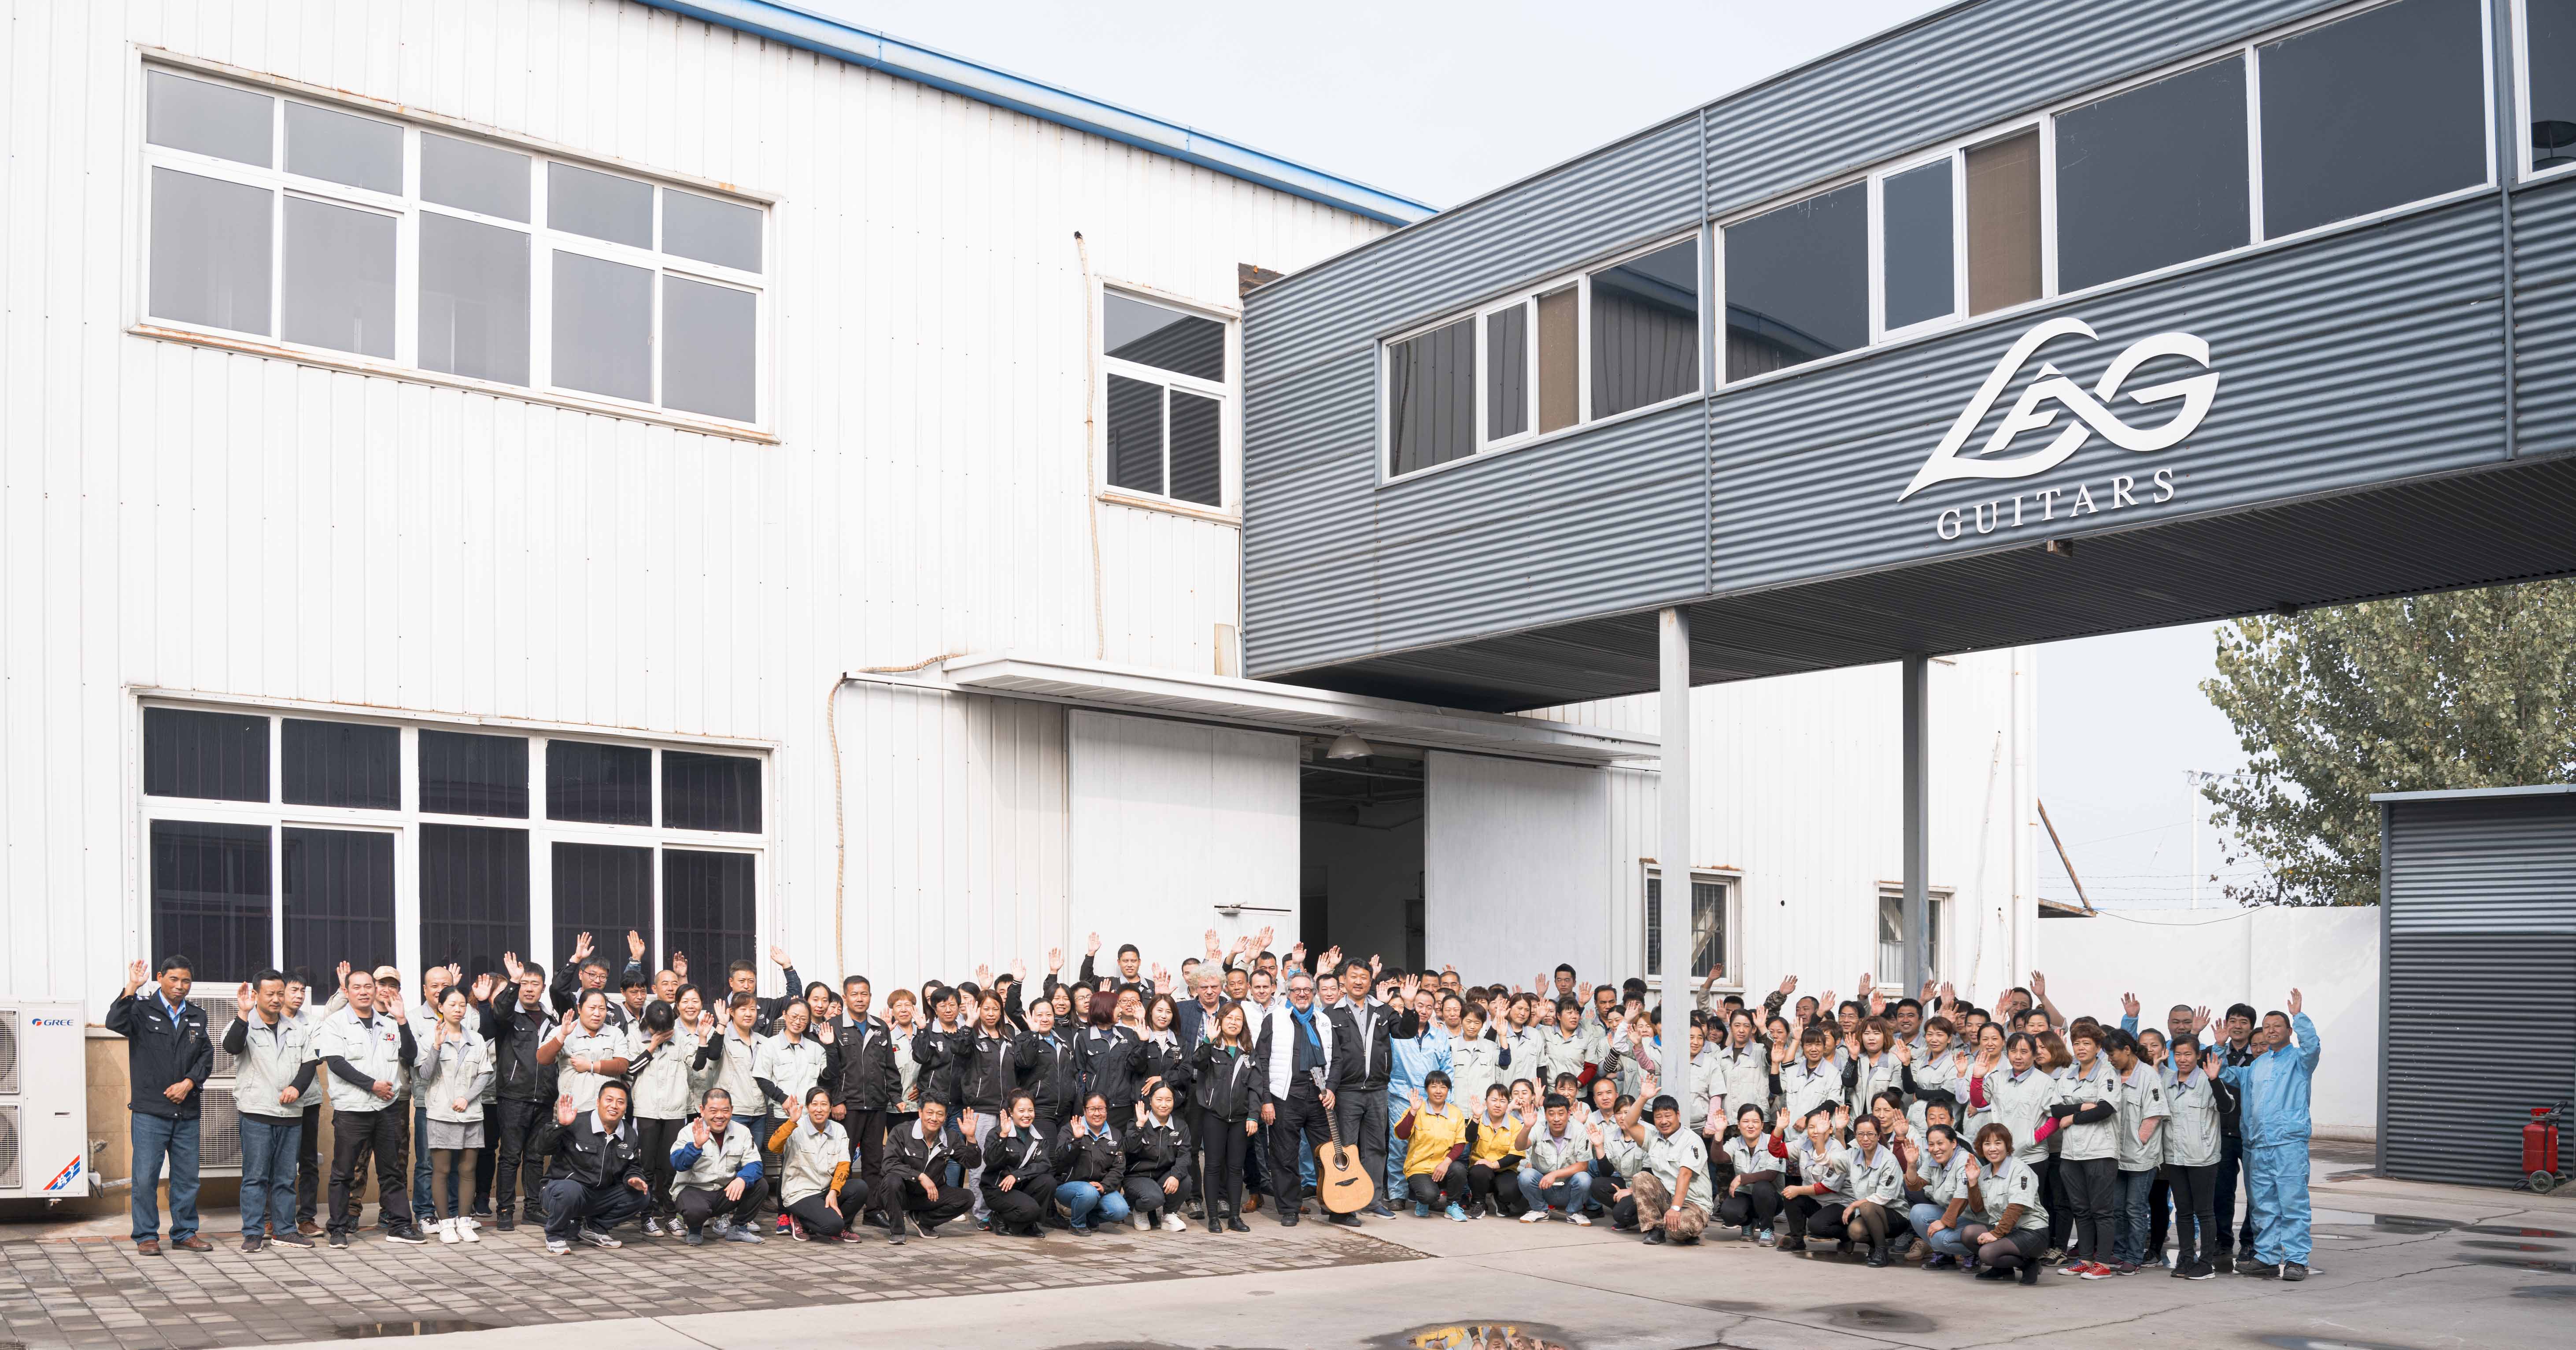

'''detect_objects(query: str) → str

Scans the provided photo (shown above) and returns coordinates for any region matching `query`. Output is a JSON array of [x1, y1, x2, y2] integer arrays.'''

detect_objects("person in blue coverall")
[[1387, 981, 1452, 1201], [2220, 988, 2320, 1282]]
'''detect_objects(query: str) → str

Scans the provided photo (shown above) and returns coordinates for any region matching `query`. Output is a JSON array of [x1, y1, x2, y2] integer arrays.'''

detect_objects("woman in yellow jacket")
[[1395, 1070, 1474, 1222], [1465, 1083, 1533, 1219]]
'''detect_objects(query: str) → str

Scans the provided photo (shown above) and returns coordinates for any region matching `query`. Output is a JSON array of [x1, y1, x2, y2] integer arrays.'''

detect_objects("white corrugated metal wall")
[[0, 0, 1386, 1010]]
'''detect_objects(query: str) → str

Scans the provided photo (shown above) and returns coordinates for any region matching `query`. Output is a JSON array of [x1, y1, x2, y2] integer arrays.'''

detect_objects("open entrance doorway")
[[1298, 737, 1424, 970]]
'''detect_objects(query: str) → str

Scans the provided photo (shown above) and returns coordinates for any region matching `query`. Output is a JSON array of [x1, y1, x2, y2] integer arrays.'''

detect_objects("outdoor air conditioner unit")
[[199, 1034, 243, 1176], [0, 1001, 91, 1199]]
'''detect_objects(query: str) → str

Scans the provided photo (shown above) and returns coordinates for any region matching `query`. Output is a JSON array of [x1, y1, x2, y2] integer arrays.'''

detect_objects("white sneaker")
[[1519, 1210, 1547, 1224], [1132, 1213, 1152, 1232], [458, 1217, 480, 1244], [1568, 1213, 1593, 1227], [1161, 1213, 1188, 1233], [436, 1219, 460, 1245]]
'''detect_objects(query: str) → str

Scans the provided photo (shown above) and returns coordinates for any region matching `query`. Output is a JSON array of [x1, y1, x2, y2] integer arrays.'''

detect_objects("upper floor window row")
[[1382, 236, 1701, 480], [1725, 0, 2491, 383], [141, 68, 767, 426]]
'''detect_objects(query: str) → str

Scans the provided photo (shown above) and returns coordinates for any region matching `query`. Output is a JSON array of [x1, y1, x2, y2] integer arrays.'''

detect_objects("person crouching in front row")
[[883, 1098, 982, 1243], [532, 1080, 648, 1256], [981, 1092, 1056, 1238], [668, 1087, 765, 1245], [768, 1085, 867, 1243]]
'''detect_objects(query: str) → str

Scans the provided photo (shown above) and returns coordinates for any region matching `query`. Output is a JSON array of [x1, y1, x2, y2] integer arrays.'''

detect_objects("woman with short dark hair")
[[979, 1092, 1053, 1239], [1960, 1123, 2050, 1285]]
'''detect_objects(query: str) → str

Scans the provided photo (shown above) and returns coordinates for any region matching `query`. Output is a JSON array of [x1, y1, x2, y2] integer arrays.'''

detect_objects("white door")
[[1425, 751, 1610, 985], [1068, 711, 1299, 973]]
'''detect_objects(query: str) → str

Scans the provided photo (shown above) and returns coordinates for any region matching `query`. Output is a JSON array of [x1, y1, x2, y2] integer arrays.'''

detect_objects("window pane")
[[421, 133, 531, 222], [144, 708, 269, 802], [663, 751, 762, 832], [281, 718, 399, 810], [418, 729, 529, 818], [548, 162, 654, 248], [419, 211, 530, 385], [1386, 317, 1475, 476], [146, 71, 272, 167], [1590, 239, 1701, 417], [2054, 59, 2249, 292], [1106, 373, 1164, 495], [664, 189, 762, 272], [418, 824, 529, 979], [149, 168, 273, 336], [1879, 894, 1905, 987], [285, 103, 401, 193], [663, 849, 755, 1006], [2535, 0, 2576, 168], [281, 828, 395, 999], [1724, 181, 1866, 380], [1170, 388, 1223, 507], [547, 740, 651, 825], [1882, 161, 1955, 329], [1537, 286, 1579, 433], [552, 251, 652, 402], [1643, 877, 1722, 979], [152, 821, 272, 984], [552, 842, 655, 975], [2259, 0, 2484, 238], [282, 196, 395, 358], [1966, 130, 2043, 315], [1104, 294, 1225, 381], [1486, 304, 1529, 440], [662, 275, 757, 421]]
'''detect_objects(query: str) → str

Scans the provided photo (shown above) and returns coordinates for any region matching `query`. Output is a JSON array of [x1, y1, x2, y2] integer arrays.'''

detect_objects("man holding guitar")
[[1252, 973, 1365, 1228]]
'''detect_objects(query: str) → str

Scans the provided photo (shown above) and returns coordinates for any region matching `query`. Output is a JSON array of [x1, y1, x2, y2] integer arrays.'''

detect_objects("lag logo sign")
[[1899, 317, 2221, 540]]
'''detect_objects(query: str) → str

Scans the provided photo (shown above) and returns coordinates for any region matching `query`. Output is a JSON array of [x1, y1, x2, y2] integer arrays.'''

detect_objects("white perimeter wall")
[[2037, 906, 2381, 1137]]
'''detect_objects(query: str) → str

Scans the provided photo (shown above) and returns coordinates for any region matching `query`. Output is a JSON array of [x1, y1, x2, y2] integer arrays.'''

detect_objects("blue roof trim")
[[635, 0, 1436, 226]]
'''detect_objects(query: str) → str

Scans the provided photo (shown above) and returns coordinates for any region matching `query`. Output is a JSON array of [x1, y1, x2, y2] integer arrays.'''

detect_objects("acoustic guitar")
[[1309, 1067, 1376, 1213]]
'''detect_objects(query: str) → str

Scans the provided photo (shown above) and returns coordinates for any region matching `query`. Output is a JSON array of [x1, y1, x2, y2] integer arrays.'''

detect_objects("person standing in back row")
[[1327, 960, 1396, 1220], [1253, 973, 1343, 1228], [316, 967, 425, 1247], [107, 957, 214, 1256], [222, 970, 315, 1251], [2223, 990, 2320, 1283]]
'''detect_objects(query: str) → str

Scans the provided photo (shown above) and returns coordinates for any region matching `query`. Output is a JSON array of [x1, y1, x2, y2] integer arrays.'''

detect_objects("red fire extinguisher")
[[2526, 1102, 2570, 1194]]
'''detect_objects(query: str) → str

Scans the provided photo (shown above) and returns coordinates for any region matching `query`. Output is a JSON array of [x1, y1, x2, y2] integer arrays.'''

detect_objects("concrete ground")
[[4, 1153, 2564, 1350]]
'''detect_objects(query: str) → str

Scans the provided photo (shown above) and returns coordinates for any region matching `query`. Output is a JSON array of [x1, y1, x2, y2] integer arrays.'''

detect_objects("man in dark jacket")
[[881, 1099, 981, 1243], [1326, 959, 1397, 1219], [1014, 1000, 1081, 1140], [532, 1081, 648, 1254], [104, 956, 214, 1254], [486, 958, 558, 1230], [548, 935, 626, 1029], [831, 976, 897, 1222]]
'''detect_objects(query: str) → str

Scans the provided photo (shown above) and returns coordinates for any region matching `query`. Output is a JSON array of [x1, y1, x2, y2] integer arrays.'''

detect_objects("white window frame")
[[1874, 884, 1954, 991], [1096, 281, 1242, 521], [131, 57, 775, 440], [132, 697, 772, 991], [1715, 0, 2497, 392], [1640, 865, 1741, 993], [2516, 0, 2576, 181], [1379, 228, 1706, 486]]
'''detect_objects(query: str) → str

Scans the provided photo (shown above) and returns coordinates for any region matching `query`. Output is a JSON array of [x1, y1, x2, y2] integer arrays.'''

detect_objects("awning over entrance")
[[847, 653, 1659, 765]]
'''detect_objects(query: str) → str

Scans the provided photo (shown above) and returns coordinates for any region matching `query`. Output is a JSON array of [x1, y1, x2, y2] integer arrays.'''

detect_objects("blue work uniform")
[[2221, 1013, 2320, 1266]]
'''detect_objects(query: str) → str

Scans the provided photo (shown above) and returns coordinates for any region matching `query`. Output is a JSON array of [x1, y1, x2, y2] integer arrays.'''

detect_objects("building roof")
[[2370, 784, 2576, 803], [634, 0, 1436, 226]]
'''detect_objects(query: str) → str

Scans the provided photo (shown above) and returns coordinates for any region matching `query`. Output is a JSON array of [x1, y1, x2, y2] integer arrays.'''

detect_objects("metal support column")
[[1901, 652, 1930, 994], [1659, 607, 1693, 1098]]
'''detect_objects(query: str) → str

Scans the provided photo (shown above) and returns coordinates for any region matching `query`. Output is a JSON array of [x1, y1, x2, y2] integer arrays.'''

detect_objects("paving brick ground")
[[0, 1216, 1412, 1349]]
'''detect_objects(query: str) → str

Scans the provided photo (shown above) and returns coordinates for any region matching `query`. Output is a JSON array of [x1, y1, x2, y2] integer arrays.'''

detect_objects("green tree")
[[2199, 580, 2576, 906]]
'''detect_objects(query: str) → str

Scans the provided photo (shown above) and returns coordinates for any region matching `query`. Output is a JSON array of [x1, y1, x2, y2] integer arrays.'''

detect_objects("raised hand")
[[2192, 1005, 2212, 1036], [235, 982, 256, 1020], [628, 930, 647, 961], [1369, 953, 1382, 976], [446, 962, 462, 986], [471, 972, 498, 1002], [125, 958, 149, 995], [691, 1115, 710, 1147], [1778, 974, 1797, 996], [556, 1093, 578, 1126], [2121, 991, 2140, 1018], [1013, 955, 1027, 983], [1205, 928, 1222, 960], [336, 960, 352, 985], [671, 951, 689, 979], [503, 951, 524, 979], [1893, 1037, 1914, 1065], [975, 963, 993, 987], [2286, 987, 2303, 1015], [573, 932, 595, 961], [695, 1010, 717, 1036], [769, 943, 792, 968], [2029, 970, 2047, 998], [1047, 947, 1063, 973], [1086, 932, 1101, 957]]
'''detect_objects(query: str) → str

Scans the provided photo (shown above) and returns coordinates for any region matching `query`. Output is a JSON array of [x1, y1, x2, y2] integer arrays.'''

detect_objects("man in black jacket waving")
[[532, 1081, 648, 1256], [832, 975, 898, 1224], [881, 1099, 981, 1243], [105, 957, 214, 1255]]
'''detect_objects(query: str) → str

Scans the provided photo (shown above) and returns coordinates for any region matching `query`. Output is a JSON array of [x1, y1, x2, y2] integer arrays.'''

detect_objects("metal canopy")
[[1267, 454, 2576, 714]]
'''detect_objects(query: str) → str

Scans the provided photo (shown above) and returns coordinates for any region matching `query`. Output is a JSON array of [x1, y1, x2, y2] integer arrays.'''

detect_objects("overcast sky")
[[813, 0, 2261, 908]]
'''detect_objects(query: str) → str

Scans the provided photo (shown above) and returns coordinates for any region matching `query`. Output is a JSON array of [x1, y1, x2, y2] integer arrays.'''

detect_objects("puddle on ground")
[[2462, 1254, 2576, 1275], [2311, 1209, 2459, 1235], [2460, 1239, 2567, 1253], [1692, 1299, 1769, 1314], [1370, 1322, 1578, 1350], [1810, 1305, 1936, 1335], [2255, 1338, 2427, 1350], [336, 1322, 495, 1339], [2510, 1283, 2576, 1299], [2459, 1224, 2575, 1239]]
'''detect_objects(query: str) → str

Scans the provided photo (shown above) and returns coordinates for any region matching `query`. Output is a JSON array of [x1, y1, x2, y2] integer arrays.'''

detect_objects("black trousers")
[[1467, 1161, 1521, 1214], [1782, 1192, 1822, 1237], [636, 1117, 684, 1218], [785, 1184, 868, 1237], [294, 1104, 322, 1223], [2039, 1155, 2070, 1249], [1198, 1110, 1249, 1217], [491, 1098, 548, 1217], [982, 1176, 1050, 1230], [894, 1175, 971, 1230], [2169, 1161, 2220, 1267], [1717, 1178, 1780, 1229], [846, 1108, 887, 1217], [1587, 1171, 1624, 1217], [1407, 1169, 1469, 1208], [2148, 1170, 2172, 1258], [1969, 1224, 2048, 1269], [470, 1135, 494, 1213], [327, 1108, 411, 1235], [674, 1183, 763, 1233], [2217, 1132, 2254, 1254], [2061, 1156, 2117, 1261], [1268, 1091, 1332, 1212], [1337, 1088, 1390, 1205], [543, 1177, 646, 1242], [1125, 1170, 1192, 1219]]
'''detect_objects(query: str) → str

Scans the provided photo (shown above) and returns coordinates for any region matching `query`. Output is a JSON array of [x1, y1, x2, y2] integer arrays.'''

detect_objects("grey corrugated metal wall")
[[1240, 0, 2558, 685], [2379, 794, 2576, 1188]]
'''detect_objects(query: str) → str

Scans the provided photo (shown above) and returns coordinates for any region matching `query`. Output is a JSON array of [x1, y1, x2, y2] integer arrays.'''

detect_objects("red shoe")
[[775, 1213, 792, 1235]]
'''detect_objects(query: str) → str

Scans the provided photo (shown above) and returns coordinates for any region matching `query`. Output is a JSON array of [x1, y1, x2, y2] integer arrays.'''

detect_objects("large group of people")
[[107, 927, 2323, 1286]]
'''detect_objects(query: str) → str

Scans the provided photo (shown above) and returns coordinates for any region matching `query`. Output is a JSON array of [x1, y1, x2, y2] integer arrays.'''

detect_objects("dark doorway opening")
[[1298, 739, 1425, 970]]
